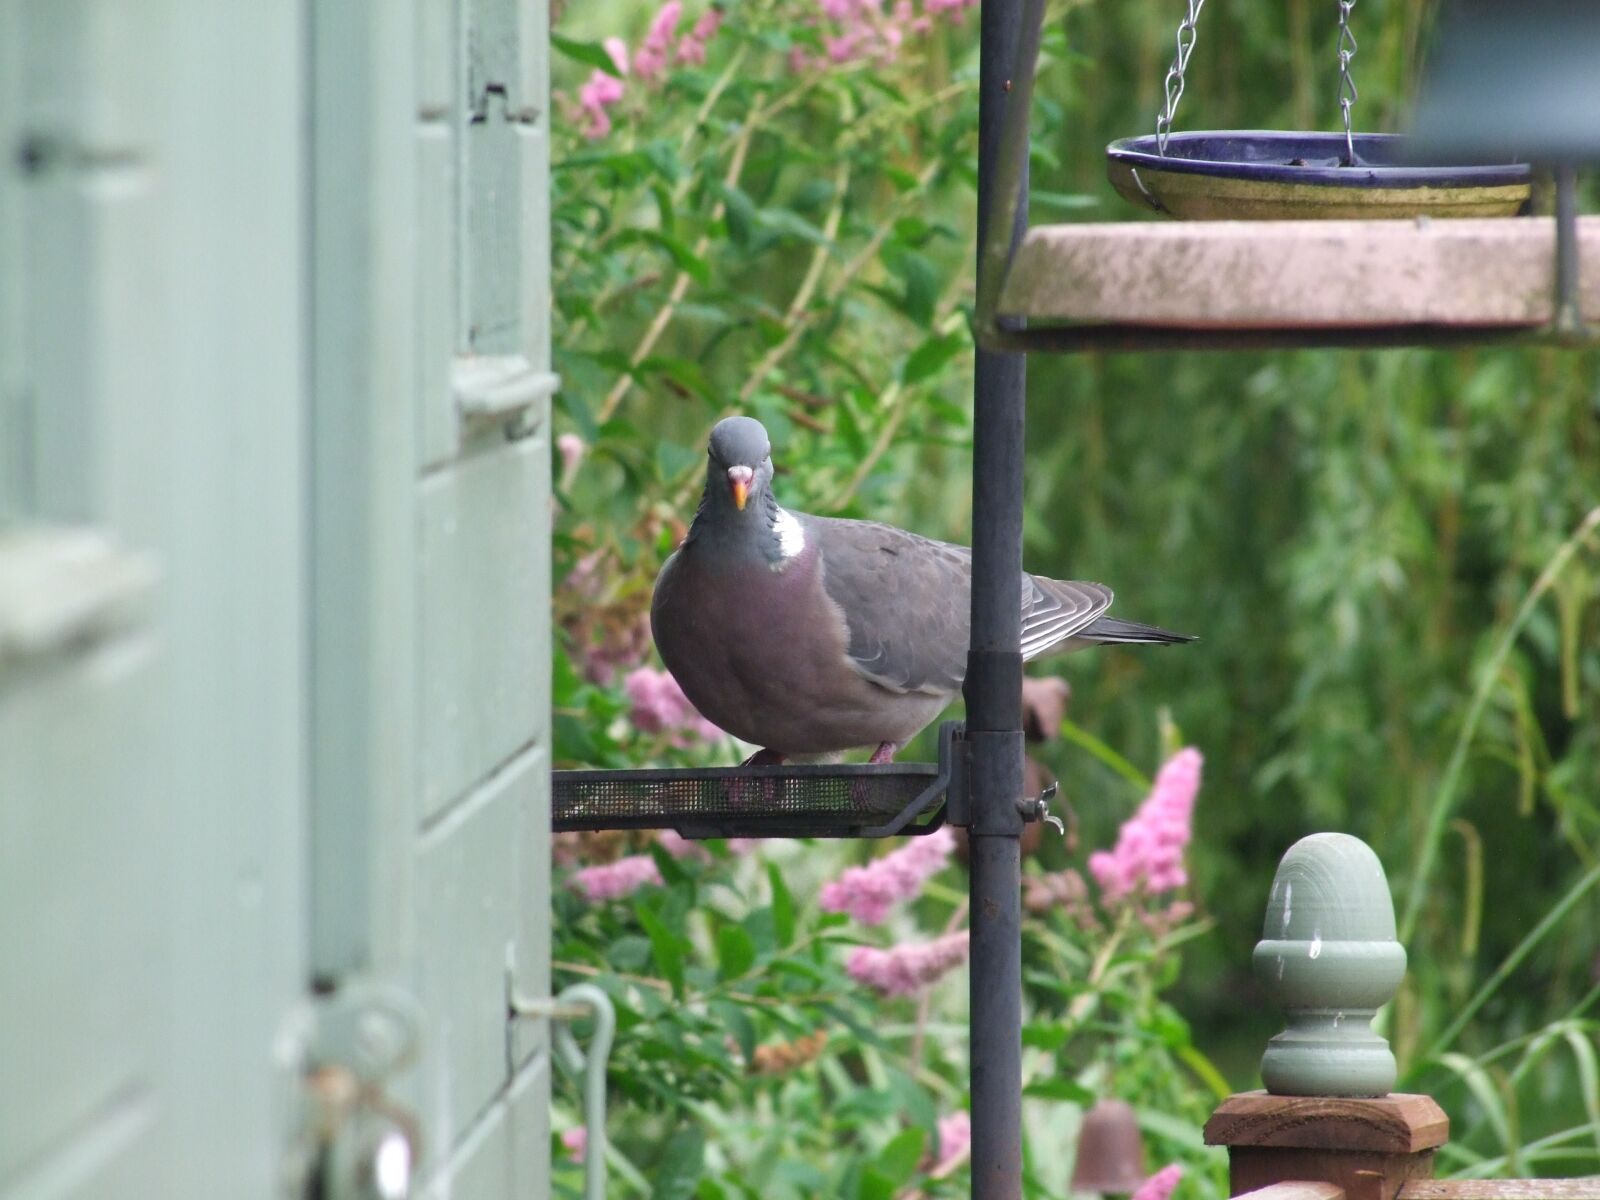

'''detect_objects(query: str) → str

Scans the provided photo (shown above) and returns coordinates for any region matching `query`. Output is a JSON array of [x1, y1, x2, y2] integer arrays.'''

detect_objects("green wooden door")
[[306, 0, 556, 1195], [0, 2, 309, 1198], [2, 0, 554, 1197]]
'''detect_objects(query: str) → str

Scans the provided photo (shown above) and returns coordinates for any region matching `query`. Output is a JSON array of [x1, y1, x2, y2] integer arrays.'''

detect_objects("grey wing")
[[804, 514, 1116, 692], [805, 516, 973, 696]]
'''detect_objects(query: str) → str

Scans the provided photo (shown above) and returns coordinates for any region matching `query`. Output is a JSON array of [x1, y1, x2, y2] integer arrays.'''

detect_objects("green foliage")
[[548, 0, 1600, 1191]]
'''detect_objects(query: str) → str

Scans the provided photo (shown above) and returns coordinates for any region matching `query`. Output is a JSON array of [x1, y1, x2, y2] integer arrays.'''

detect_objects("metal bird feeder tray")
[[552, 721, 964, 839], [1108, 1, 1531, 221]]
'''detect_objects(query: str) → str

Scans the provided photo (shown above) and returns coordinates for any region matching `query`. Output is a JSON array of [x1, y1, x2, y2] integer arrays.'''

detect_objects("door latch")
[[287, 983, 423, 1200]]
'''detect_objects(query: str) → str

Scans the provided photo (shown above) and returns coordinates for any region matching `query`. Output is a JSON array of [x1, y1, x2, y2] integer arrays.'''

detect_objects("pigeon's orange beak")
[[727, 465, 753, 511]]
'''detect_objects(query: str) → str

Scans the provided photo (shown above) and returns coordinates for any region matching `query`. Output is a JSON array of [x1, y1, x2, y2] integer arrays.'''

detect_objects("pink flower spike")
[[557, 432, 586, 478], [634, 1, 684, 81], [658, 829, 710, 862], [603, 37, 630, 75], [569, 855, 662, 902], [819, 827, 956, 924], [1089, 748, 1202, 902], [624, 666, 724, 745], [561, 1127, 588, 1163], [1133, 1165, 1184, 1200], [647, 1, 684, 43], [691, 8, 723, 39], [846, 930, 970, 996], [931, 1111, 972, 1176]]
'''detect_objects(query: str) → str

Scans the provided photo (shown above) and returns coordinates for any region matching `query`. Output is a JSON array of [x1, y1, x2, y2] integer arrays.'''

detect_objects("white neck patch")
[[772, 507, 806, 561]]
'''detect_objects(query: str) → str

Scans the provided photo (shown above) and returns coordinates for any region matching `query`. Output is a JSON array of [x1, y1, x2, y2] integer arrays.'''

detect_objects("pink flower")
[[557, 432, 586, 480], [633, 1, 683, 81], [624, 666, 724, 744], [676, 8, 722, 65], [569, 854, 662, 902], [576, 40, 629, 139], [657, 829, 710, 862], [846, 930, 969, 996], [931, 1111, 971, 1176], [1133, 1165, 1184, 1200], [691, 8, 723, 39], [726, 837, 763, 855], [562, 1126, 588, 1163], [820, 827, 956, 924], [1088, 748, 1202, 902]]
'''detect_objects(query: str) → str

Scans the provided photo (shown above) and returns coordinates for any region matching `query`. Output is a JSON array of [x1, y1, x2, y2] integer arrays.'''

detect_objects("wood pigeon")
[[652, 416, 1192, 763]]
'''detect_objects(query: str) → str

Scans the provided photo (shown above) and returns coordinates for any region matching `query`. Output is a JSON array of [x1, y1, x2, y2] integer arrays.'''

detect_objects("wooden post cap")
[[1254, 834, 1406, 1097], [1205, 1092, 1449, 1200], [1204, 1093, 1449, 1153]]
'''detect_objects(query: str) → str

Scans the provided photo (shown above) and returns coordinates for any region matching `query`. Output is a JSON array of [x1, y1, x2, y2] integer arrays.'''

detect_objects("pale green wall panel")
[[508, 1050, 554, 1197], [417, 0, 457, 115], [518, 122, 554, 371], [415, 746, 542, 1126], [417, 436, 548, 819], [417, 123, 461, 470], [428, 1102, 512, 1200], [6, 0, 554, 1193], [0, 639, 165, 1189], [308, 0, 424, 981], [2, 3, 311, 1199]]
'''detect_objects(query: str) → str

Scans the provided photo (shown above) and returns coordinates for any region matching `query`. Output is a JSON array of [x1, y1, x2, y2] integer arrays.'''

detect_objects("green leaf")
[[607, 934, 653, 973], [650, 1128, 706, 1200], [874, 1129, 926, 1187], [635, 900, 686, 998], [768, 864, 795, 947], [1030, 190, 1101, 212], [858, 1167, 895, 1200], [884, 248, 940, 327], [901, 332, 966, 386], [1023, 1078, 1095, 1104], [711, 999, 757, 1062], [633, 229, 711, 285], [760, 208, 831, 246], [719, 183, 759, 247], [551, 34, 623, 78], [717, 924, 757, 980], [1021, 1022, 1070, 1051]]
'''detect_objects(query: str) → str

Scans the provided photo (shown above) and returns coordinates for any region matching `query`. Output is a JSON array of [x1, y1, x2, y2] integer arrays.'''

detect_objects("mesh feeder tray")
[[1107, 132, 1531, 221], [553, 721, 963, 840]]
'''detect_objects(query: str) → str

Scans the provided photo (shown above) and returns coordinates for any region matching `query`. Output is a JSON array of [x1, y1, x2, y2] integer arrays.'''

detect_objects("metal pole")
[[967, 0, 1027, 1194], [1554, 164, 1581, 336]]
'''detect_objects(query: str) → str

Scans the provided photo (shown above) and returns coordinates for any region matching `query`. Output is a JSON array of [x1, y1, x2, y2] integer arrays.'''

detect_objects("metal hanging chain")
[[1155, 0, 1207, 156], [1336, 0, 1359, 164]]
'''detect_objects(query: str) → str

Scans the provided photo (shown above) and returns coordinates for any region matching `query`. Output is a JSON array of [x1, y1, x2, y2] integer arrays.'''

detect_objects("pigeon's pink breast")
[[651, 541, 948, 755]]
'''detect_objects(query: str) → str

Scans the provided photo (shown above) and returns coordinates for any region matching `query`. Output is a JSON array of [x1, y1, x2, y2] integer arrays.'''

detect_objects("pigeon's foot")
[[867, 741, 900, 765], [728, 748, 785, 810]]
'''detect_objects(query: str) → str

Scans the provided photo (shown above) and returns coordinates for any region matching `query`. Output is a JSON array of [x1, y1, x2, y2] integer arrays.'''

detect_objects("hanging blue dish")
[[1106, 131, 1531, 221]]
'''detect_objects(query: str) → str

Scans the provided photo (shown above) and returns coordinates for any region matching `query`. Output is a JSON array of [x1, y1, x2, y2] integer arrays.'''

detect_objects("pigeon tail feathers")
[[1078, 616, 1196, 645]]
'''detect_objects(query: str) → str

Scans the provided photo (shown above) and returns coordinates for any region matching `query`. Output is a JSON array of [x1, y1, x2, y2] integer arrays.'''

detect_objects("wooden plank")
[[1206, 1092, 1450, 1154], [417, 436, 547, 817], [998, 217, 1600, 329], [1237, 1184, 1346, 1200], [1400, 1182, 1600, 1199]]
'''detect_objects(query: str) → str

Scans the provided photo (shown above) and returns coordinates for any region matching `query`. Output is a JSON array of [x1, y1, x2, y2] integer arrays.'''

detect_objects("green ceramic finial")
[[1253, 833, 1406, 1098]]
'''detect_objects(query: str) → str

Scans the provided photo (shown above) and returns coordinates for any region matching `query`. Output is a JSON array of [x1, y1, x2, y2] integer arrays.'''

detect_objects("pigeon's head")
[[706, 415, 774, 513]]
